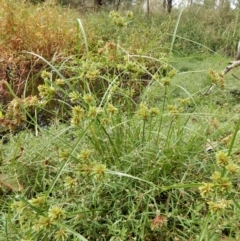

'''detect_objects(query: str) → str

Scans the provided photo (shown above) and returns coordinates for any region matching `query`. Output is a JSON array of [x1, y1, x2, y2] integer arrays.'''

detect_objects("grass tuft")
[[1, 2, 240, 241]]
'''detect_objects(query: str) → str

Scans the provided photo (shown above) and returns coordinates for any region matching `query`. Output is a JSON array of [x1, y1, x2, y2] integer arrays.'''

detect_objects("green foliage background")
[[1, 1, 240, 241]]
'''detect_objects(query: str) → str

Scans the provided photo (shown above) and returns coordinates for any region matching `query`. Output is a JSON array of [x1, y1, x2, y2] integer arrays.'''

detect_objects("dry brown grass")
[[0, 0, 78, 57], [0, 0, 80, 101]]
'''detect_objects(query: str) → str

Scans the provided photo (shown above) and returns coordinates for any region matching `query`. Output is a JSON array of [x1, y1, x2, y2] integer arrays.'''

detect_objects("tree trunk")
[[167, 0, 172, 13], [147, 0, 150, 14]]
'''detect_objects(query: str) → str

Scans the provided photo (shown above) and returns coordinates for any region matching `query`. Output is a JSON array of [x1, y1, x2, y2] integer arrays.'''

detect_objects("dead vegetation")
[[0, 0, 78, 102]]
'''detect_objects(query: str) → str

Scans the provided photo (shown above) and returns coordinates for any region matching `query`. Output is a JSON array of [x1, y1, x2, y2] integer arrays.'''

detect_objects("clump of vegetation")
[[0, 0, 77, 56], [1, 1, 240, 241]]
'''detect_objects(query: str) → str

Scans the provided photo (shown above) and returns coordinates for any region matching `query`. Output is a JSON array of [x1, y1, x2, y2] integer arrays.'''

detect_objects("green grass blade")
[[57, 222, 88, 241], [228, 118, 240, 156], [45, 123, 92, 197], [170, 7, 184, 55], [77, 18, 89, 59]]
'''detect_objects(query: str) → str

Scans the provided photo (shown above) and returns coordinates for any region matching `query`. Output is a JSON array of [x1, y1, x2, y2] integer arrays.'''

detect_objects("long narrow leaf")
[[77, 18, 89, 58]]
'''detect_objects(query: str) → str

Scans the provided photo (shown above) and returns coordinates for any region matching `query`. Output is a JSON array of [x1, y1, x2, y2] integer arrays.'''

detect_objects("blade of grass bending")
[[198, 213, 210, 241], [97, 119, 120, 161], [161, 183, 203, 191], [228, 117, 240, 156], [23, 51, 80, 95], [57, 222, 88, 241], [174, 84, 196, 105], [15, 195, 44, 215], [167, 34, 222, 55], [77, 18, 89, 59], [4, 209, 11, 241], [99, 74, 120, 107], [46, 122, 92, 197], [23, 51, 66, 80], [107, 170, 155, 186], [107, 170, 202, 190], [232, 198, 240, 211], [170, 7, 183, 55]]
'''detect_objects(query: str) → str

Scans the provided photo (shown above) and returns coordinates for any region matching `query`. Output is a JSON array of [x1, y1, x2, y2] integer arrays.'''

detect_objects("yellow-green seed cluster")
[[199, 151, 239, 214]]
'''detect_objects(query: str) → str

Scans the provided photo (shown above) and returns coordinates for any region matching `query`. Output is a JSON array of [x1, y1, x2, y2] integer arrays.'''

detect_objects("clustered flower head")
[[124, 60, 144, 75], [199, 150, 239, 214], [177, 98, 191, 106], [109, 10, 121, 19], [217, 177, 232, 192], [207, 200, 232, 214], [77, 162, 107, 179], [208, 69, 225, 89], [167, 68, 177, 78], [69, 90, 121, 128], [109, 10, 130, 27], [83, 93, 95, 105], [167, 105, 183, 114], [3, 96, 41, 129], [225, 163, 239, 174], [149, 107, 159, 116], [210, 171, 221, 183], [11, 195, 68, 240], [41, 70, 51, 80], [29, 195, 46, 207], [48, 206, 66, 220], [77, 163, 94, 176], [69, 91, 80, 103], [85, 68, 100, 81], [64, 176, 78, 189], [33, 216, 53, 231], [39, 70, 58, 99], [107, 103, 118, 115], [199, 183, 214, 198], [92, 163, 107, 179], [88, 106, 103, 119], [126, 10, 133, 18], [216, 151, 230, 166], [11, 200, 28, 214], [38, 84, 56, 99], [59, 149, 70, 161], [54, 78, 65, 86], [137, 102, 160, 120], [78, 149, 92, 161], [161, 77, 171, 87], [71, 105, 85, 125], [79, 62, 100, 81], [54, 228, 69, 241], [101, 117, 111, 125]]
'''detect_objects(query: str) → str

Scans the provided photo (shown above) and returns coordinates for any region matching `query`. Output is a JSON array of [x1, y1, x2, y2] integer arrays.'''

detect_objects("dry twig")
[[222, 41, 240, 75]]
